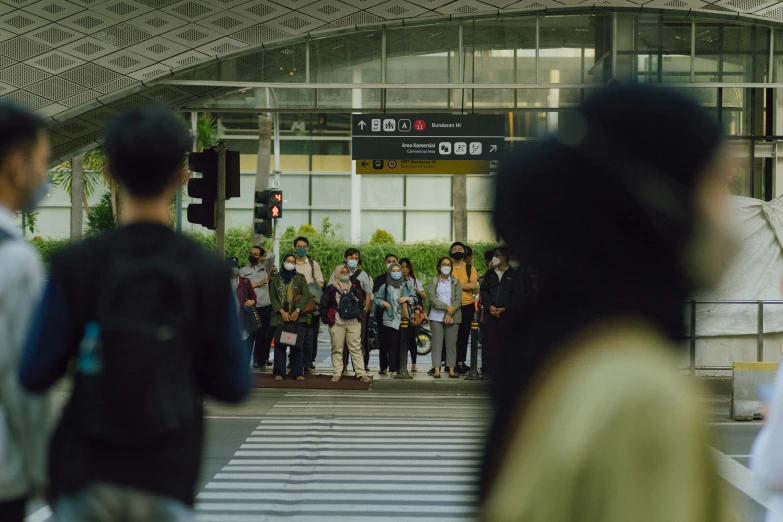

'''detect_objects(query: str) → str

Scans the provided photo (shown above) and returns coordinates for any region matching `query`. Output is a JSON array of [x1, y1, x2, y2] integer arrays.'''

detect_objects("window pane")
[[363, 176, 404, 208], [407, 176, 451, 209], [312, 175, 351, 208], [406, 211, 451, 244], [361, 211, 403, 242], [387, 22, 459, 84]]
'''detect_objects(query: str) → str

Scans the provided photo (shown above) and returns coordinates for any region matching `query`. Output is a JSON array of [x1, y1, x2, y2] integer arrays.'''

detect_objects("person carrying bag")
[[269, 253, 311, 381]]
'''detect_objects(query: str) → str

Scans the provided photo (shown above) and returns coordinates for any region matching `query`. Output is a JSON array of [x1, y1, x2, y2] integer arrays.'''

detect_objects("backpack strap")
[[466, 263, 474, 279], [309, 257, 316, 281]]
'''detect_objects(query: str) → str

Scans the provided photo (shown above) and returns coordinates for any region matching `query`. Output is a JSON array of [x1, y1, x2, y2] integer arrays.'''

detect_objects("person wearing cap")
[[229, 257, 257, 362]]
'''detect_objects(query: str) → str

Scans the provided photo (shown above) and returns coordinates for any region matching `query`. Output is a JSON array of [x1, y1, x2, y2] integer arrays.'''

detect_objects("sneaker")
[[265, 360, 273, 367], [427, 368, 436, 376], [457, 364, 470, 375], [378, 369, 387, 375]]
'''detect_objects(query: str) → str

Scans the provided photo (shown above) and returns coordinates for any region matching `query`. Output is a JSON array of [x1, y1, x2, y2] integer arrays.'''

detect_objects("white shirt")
[[495, 266, 508, 282], [291, 121, 306, 132], [238, 252, 275, 307], [0, 204, 50, 500], [429, 276, 452, 323], [751, 365, 783, 522]]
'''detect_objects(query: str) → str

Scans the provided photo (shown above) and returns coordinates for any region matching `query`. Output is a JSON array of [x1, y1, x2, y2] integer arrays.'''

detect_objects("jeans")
[[55, 483, 194, 522], [456, 303, 475, 364], [380, 325, 402, 373], [301, 319, 317, 369], [274, 328, 304, 378], [252, 305, 272, 365]]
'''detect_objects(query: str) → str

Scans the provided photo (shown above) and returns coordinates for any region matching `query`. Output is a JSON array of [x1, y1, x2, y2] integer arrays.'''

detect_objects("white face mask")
[[441, 266, 452, 275], [284, 262, 296, 271], [509, 261, 520, 270], [491, 256, 501, 267]]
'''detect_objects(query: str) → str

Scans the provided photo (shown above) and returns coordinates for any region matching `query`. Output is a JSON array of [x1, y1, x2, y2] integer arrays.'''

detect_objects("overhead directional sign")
[[352, 114, 505, 161], [356, 159, 492, 175]]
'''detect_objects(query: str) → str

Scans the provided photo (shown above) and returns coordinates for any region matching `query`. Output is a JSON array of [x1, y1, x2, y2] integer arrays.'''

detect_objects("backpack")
[[337, 284, 363, 320], [74, 251, 199, 445]]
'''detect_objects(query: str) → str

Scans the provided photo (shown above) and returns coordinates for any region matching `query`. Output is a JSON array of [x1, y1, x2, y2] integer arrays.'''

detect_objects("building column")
[[351, 69, 362, 243], [70, 154, 83, 240]]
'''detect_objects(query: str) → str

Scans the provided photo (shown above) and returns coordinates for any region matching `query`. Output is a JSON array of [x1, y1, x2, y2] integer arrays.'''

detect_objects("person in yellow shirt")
[[449, 242, 478, 375], [481, 83, 735, 522]]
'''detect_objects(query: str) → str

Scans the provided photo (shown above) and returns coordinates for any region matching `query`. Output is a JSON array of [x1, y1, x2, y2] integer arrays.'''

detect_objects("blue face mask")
[[296, 247, 307, 257], [390, 272, 402, 280], [23, 178, 48, 213], [347, 259, 358, 269]]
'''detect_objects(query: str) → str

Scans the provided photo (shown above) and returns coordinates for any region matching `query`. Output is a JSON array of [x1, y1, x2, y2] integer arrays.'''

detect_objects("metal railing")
[[687, 299, 783, 375]]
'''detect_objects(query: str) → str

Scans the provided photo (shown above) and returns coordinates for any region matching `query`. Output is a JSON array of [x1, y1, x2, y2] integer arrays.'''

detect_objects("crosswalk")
[[196, 392, 489, 521]]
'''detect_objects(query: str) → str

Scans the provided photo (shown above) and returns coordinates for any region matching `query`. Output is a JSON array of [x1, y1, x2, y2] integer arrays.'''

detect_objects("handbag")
[[244, 305, 262, 333], [274, 323, 305, 349], [293, 274, 319, 315], [411, 303, 428, 326]]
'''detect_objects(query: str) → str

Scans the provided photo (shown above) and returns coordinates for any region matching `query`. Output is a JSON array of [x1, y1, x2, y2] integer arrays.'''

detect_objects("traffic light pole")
[[216, 142, 227, 257]]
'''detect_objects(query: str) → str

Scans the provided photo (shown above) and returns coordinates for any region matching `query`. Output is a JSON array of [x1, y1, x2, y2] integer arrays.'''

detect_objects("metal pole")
[[689, 300, 696, 376], [182, 112, 197, 233], [216, 141, 226, 257], [396, 315, 412, 379], [611, 13, 617, 80], [535, 15, 540, 84], [466, 296, 481, 380], [690, 18, 696, 82], [758, 300, 764, 362]]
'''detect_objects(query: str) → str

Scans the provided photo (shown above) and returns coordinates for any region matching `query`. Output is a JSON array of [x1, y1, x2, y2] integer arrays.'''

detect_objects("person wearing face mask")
[[374, 263, 418, 377], [0, 102, 52, 522], [449, 242, 478, 375], [479, 246, 524, 379], [481, 84, 736, 522], [427, 257, 462, 378], [269, 254, 311, 381], [239, 245, 276, 369], [400, 258, 426, 372], [329, 248, 374, 371], [228, 257, 257, 362], [372, 253, 398, 374], [293, 236, 324, 374], [320, 265, 373, 383]]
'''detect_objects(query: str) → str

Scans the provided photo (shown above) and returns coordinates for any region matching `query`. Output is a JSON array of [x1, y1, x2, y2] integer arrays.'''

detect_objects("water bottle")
[[78, 321, 103, 375]]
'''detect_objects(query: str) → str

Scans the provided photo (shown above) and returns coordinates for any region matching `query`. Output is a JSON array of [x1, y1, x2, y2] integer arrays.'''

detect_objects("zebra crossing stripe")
[[228, 458, 481, 466], [197, 516, 473, 522], [204, 482, 478, 492]]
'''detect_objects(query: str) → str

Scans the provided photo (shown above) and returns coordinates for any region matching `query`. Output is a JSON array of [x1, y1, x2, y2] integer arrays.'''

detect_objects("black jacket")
[[480, 267, 528, 311]]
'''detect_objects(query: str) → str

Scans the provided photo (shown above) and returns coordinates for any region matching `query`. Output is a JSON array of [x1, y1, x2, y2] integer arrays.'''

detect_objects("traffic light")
[[187, 148, 218, 229], [253, 190, 283, 237]]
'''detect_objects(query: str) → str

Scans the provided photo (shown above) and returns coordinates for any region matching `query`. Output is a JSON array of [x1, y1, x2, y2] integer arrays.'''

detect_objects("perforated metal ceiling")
[[0, 0, 772, 162]]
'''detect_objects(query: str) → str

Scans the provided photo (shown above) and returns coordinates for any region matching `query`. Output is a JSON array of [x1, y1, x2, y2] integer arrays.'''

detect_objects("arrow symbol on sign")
[[358, 121, 367, 130], [490, 145, 498, 153], [361, 161, 369, 167]]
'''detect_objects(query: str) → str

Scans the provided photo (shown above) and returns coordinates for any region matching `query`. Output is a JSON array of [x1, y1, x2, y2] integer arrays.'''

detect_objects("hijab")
[[280, 254, 296, 283], [386, 262, 404, 290], [482, 83, 724, 496], [332, 264, 351, 293]]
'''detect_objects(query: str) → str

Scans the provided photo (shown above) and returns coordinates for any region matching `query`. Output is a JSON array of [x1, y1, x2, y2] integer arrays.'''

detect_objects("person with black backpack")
[[19, 108, 251, 521], [320, 265, 372, 384]]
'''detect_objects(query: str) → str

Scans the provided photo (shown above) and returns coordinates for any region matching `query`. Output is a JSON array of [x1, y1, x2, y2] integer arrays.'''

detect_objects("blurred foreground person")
[[0, 102, 52, 521], [481, 84, 734, 522], [751, 377, 783, 521], [20, 109, 251, 521]]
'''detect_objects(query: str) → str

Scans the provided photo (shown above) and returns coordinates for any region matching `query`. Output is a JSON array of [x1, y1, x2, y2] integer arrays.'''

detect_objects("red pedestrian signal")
[[267, 190, 283, 219], [271, 205, 280, 218]]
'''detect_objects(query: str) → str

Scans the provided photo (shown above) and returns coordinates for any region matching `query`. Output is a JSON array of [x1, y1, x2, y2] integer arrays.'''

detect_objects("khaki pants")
[[330, 321, 365, 377]]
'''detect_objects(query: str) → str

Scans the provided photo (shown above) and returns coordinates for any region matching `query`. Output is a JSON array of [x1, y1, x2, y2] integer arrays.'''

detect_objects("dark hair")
[[294, 236, 309, 247], [0, 102, 45, 167], [450, 241, 467, 252], [436, 256, 452, 272], [384, 253, 398, 262], [399, 257, 416, 281], [103, 108, 191, 197], [251, 245, 263, 253], [495, 246, 510, 259], [466, 246, 474, 257], [484, 249, 495, 263], [344, 247, 360, 259]]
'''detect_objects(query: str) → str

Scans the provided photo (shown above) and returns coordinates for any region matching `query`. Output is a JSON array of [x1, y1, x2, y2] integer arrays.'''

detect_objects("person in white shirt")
[[291, 118, 306, 133], [238, 245, 275, 368], [0, 101, 52, 521], [752, 373, 783, 522], [427, 257, 463, 379]]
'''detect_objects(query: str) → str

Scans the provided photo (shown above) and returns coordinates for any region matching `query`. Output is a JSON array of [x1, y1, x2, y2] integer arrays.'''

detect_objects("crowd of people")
[[229, 237, 535, 382]]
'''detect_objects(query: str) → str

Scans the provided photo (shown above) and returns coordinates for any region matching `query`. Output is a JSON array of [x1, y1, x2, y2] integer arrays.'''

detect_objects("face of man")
[[346, 252, 359, 262], [451, 245, 465, 255], [4, 132, 50, 212], [249, 248, 262, 265]]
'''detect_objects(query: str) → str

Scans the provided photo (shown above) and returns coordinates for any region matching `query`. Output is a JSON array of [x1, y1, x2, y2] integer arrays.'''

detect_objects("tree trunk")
[[252, 115, 272, 246], [82, 192, 90, 216], [70, 154, 84, 240], [453, 174, 468, 242], [110, 179, 118, 223]]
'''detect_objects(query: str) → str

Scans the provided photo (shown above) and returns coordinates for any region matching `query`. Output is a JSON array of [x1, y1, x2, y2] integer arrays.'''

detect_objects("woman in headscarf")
[[374, 262, 418, 377], [319, 264, 373, 383], [480, 84, 735, 522], [269, 253, 310, 381]]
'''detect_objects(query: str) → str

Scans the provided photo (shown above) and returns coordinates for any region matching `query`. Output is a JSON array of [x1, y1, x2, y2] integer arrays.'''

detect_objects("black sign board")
[[351, 114, 505, 161]]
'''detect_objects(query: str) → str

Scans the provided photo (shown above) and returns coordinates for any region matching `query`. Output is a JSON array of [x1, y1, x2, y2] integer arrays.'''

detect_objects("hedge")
[[31, 226, 500, 280]]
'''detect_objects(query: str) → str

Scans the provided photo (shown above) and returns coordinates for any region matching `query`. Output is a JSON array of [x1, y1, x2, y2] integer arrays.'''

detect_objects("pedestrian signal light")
[[267, 190, 283, 219]]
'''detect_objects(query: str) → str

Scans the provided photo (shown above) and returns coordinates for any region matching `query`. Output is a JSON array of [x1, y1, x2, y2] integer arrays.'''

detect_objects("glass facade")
[[162, 11, 781, 243]]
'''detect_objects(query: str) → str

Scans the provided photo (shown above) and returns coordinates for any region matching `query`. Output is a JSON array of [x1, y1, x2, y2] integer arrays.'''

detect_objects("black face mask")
[[451, 252, 465, 260], [249, 255, 260, 264]]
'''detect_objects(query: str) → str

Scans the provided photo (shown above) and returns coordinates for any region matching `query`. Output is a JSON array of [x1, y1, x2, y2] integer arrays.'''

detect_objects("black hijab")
[[482, 84, 724, 496]]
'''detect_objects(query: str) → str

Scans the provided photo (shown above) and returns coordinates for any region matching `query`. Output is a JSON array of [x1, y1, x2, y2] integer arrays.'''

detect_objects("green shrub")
[[85, 191, 117, 237], [296, 224, 318, 238], [369, 229, 395, 245], [30, 236, 68, 264]]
